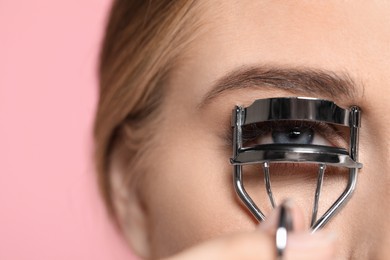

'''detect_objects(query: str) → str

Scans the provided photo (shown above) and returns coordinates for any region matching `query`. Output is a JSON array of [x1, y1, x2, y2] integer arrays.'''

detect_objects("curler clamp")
[[230, 97, 362, 231]]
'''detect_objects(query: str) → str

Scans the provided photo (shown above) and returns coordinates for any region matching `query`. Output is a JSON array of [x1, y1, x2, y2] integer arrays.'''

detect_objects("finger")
[[165, 229, 336, 260], [288, 200, 305, 232], [285, 231, 337, 260], [259, 199, 305, 234], [165, 209, 336, 260], [164, 231, 275, 260], [259, 200, 336, 260]]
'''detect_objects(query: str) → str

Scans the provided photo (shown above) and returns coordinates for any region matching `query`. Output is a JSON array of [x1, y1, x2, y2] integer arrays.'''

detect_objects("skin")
[[112, 1, 390, 259]]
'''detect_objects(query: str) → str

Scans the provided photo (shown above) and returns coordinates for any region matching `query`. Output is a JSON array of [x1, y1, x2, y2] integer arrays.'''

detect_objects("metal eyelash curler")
[[230, 97, 362, 232]]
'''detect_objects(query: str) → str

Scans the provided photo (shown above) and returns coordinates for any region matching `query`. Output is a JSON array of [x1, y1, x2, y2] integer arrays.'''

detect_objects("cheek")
[[143, 130, 255, 257]]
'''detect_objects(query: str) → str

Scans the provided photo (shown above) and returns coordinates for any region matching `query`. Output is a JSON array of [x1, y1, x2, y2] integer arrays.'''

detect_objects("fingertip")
[[285, 231, 337, 260], [258, 199, 305, 233], [284, 200, 305, 232]]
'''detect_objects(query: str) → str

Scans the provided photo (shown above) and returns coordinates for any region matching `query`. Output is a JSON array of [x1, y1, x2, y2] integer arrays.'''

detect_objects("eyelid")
[[241, 120, 349, 149]]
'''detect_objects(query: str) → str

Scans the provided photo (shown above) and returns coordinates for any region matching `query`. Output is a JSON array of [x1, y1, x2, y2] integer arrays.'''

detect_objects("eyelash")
[[229, 120, 349, 148]]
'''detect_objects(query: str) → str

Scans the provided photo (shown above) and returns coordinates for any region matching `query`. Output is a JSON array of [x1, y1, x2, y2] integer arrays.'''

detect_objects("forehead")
[[190, 0, 390, 60], [167, 0, 390, 108]]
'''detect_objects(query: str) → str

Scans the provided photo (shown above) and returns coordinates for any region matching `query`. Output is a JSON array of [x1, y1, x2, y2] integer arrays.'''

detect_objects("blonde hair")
[[94, 0, 198, 217]]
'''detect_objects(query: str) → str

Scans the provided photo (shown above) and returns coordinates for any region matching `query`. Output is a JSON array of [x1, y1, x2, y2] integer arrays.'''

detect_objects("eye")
[[242, 121, 342, 147], [271, 125, 315, 144]]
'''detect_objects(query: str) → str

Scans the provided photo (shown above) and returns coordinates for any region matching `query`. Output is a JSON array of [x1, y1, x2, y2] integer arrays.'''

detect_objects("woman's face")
[[133, 1, 390, 258]]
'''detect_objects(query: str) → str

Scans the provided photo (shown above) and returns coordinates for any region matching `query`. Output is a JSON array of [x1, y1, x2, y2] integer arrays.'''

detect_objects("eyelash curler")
[[230, 97, 362, 232]]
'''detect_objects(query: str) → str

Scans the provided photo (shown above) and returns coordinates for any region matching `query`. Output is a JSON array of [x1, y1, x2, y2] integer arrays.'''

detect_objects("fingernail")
[[286, 231, 337, 259]]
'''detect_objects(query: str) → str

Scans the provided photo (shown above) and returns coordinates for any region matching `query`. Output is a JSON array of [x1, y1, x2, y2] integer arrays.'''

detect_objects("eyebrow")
[[199, 65, 360, 108]]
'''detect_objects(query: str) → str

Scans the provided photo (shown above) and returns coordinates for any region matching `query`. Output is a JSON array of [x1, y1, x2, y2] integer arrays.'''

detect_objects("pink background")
[[0, 1, 136, 259]]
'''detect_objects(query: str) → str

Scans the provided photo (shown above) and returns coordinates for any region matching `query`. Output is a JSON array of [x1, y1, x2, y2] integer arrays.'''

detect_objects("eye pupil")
[[272, 126, 314, 144], [289, 129, 302, 139]]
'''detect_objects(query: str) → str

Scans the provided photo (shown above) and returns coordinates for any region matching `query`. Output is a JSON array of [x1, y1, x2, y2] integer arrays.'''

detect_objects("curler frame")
[[230, 97, 362, 231]]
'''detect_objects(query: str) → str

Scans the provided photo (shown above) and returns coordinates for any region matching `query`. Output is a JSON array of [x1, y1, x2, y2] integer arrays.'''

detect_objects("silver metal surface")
[[231, 144, 362, 168], [311, 164, 326, 227], [232, 97, 351, 127], [311, 106, 361, 232], [231, 97, 362, 230], [276, 203, 293, 260], [263, 162, 276, 208], [234, 165, 266, 221]]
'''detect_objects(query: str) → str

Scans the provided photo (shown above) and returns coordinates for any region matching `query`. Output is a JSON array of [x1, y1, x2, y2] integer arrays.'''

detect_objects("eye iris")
[[272, 127, 314, 144]]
